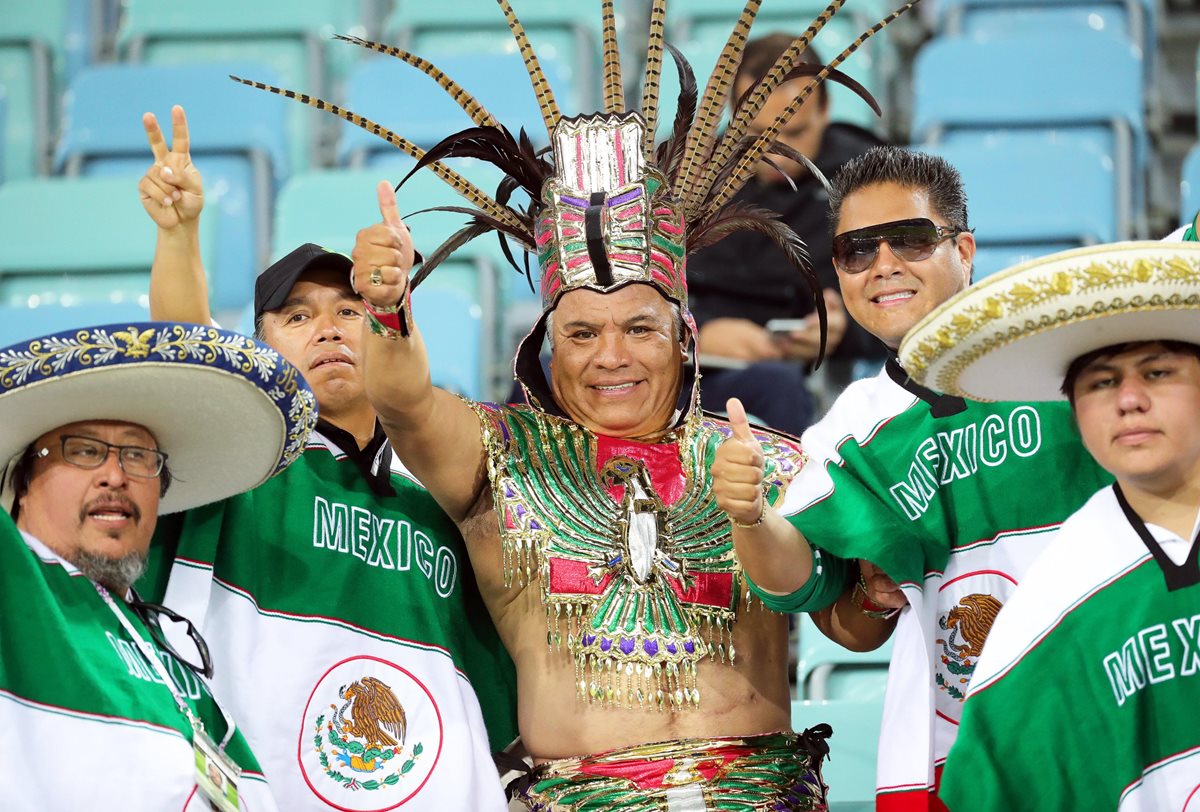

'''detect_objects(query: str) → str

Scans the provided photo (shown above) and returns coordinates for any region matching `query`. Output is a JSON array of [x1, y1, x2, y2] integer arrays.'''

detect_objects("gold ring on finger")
[[370, 267, 383, 286]]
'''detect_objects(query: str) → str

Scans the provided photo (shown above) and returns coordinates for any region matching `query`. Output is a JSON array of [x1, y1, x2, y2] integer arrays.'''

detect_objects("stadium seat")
[[117, 0, 365, 171], [338, 50, 570, 164], [385, 0, 598, 115], [793, 697, 883, 811], [0, 302, 154, 347], [410, 283, 484, 399], [0, 176, 215, 309], [796, 613, 891, 702], [971, 243, 1078, 281], [56, 63, 288, 316], [926, 131, 1118, 278], [1181, 143, 1200, 228], [911, 30, 1146, 239], [0, 0, 70, 178]]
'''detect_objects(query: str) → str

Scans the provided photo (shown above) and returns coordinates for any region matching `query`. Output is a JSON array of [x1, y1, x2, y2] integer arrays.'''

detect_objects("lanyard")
[[94, 582, 235, 749], [1113, 484, 1200, 591]]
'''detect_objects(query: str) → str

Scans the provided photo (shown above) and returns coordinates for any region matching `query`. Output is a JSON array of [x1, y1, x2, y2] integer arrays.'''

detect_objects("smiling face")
[[17, 420, 162, 591], [1071, 343, 1200, 497], [547, 284, 686, 439], [259, 268, 366, 418], [834, 182, 974, 349]]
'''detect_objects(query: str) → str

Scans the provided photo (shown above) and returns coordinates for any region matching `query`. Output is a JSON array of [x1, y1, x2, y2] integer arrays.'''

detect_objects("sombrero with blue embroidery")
[[898, 241, 1200, 402], [0, 322, 317, 514]]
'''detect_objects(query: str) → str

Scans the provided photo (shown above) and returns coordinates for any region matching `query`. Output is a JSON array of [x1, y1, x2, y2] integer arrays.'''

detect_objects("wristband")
[[362, 281, 411, 339], [731, 500, 767, 529], [853, 574, 900, 620]]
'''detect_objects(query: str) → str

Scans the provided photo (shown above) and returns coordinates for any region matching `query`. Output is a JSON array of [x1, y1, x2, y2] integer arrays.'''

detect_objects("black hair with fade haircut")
[[828, 146, 970, 235], [8, 440, 174, 521], [1061, 340, 1200, 409], [733, 33, 828, 109]]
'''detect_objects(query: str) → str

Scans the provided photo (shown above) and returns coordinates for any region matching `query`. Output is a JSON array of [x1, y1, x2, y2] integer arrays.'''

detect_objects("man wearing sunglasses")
[[714, 146, 1110, 810], [0, 320, 317, 810]]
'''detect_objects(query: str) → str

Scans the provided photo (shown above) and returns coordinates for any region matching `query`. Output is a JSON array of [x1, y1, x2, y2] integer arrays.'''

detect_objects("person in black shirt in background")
[[688, 35, 886, 436]]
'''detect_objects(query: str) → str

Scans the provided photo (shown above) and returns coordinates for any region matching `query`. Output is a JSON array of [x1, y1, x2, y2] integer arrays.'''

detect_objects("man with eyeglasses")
[[713, 146, 1110, 810], [0, 320, 317, 810]]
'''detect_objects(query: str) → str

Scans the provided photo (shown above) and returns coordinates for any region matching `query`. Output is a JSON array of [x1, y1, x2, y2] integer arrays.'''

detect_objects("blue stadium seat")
[[1181, 143, 1200, 228], [410, 283, 484, 399], [385, 0, 598, 115], [926, 131, 1118, 279], [911, 30, 1146, 239], [0, 303, 153, 347], [793, 698, 882, 811], [0, 0, 69, 178], [796, 614, 890, 702], [338, 50, 570, 164], [55, 63, 288, 316], [116, 0, 364, 171], [0, 176, 215, 309]]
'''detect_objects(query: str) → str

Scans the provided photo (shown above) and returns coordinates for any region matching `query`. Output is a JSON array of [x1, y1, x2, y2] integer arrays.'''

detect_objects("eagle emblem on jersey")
[[936, 593, 1003, 700]]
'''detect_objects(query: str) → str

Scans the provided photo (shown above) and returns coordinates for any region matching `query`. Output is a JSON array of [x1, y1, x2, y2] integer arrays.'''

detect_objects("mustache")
[[79, 494, 142, 524]]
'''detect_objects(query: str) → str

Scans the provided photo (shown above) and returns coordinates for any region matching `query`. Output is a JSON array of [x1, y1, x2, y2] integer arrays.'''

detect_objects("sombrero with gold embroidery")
[[0, 322, 317, 514], [898, 241, 1200, 402]]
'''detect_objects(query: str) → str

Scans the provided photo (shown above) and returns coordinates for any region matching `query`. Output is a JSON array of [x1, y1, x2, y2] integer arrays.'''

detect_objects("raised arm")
[[712, 397, 897, 650], [351, 181, 489, 522], [139, 105, 209, 324]]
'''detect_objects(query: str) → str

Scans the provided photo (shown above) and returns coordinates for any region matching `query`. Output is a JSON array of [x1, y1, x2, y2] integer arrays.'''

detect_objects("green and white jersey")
[[143, 430, 518, 812], [942, 487, 1200, 811], [782, 364, 1110, 810], [0, 516, 275, 811]]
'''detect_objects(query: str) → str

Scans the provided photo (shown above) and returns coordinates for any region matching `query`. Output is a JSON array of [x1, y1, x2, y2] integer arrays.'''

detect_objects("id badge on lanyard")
[[95, 583, 243, 809]]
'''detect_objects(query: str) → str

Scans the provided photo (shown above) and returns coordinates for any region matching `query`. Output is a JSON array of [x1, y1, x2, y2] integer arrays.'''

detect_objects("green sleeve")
[[744, 547, 850, 612]]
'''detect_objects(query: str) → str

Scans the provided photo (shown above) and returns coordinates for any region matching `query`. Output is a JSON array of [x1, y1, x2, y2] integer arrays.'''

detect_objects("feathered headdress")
[[232, 0, 916, 390]]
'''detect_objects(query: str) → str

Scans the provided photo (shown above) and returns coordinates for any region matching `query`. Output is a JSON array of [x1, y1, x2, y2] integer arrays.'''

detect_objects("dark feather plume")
[[654, 43, 698, 183], [409, 220, 494, 288]]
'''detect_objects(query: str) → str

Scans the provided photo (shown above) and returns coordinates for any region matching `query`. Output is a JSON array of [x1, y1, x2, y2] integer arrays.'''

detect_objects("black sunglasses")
[[128, 590, 214, 680], [832, 217, 968, 274]]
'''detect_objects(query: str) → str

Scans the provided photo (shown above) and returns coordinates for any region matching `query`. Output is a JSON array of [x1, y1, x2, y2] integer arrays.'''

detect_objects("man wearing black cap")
[[136, 105, 517, 811]]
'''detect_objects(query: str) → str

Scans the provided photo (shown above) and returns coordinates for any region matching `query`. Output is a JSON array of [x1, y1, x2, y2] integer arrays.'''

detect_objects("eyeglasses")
[[39, 435, 167, 478], [832, 217, 968, 274], [128, 591, 214, 679]]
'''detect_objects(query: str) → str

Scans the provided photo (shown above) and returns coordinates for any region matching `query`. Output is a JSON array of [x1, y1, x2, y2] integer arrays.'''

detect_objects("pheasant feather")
[[496, 0, 560, 135], [638, 0, 669, 157], [600, 0, 623, 113]]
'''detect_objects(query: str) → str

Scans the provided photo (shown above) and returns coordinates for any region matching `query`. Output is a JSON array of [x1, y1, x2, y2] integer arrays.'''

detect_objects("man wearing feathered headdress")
[[231, 0, 918, 806]]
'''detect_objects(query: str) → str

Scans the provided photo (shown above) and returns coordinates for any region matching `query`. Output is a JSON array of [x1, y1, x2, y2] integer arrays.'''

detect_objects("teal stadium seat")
[[0, 176, 215, 312], [911, 30, 1147, 239], [55, 63, 288, 318], [0, 304, 153, 346], [338, 50, 571, 163], [410, 285, 484, 399], [117, 0, 366, 171], [793, 697, 883, 812], [0, 0, 69, 178], [926, 131, 1118, 279], [796, 613, 890, 702], [385, 0, 598, 115]]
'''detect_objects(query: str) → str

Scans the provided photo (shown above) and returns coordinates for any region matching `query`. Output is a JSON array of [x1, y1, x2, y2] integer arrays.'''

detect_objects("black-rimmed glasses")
[[832, 217, 968, 274], [39, 435, 167, 478], [128, 591, 214, 679]]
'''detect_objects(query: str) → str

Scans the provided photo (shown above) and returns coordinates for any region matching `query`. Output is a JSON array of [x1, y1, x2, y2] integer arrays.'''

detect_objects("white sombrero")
[[0, 322, 317, 514], [898, 241, 1200, 402]]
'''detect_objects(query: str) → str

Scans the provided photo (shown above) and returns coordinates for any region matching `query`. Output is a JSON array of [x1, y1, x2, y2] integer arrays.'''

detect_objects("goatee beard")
[[73, 549, 147, 594]]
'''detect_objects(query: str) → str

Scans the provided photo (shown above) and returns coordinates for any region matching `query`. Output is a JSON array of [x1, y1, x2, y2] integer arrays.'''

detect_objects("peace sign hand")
[[139, 104, 204, 230]]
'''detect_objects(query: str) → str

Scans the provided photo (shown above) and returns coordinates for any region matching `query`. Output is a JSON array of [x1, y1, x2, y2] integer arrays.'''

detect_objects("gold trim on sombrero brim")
[[898, 241, 1200, 402]]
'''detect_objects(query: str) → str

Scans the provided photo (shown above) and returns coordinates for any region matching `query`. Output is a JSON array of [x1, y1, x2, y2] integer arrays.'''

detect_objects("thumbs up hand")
[[351, 180, 418, 308], [712, 398, 768, 527]]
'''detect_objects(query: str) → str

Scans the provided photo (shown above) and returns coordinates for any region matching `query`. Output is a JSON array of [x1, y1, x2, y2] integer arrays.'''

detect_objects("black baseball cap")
[[254, 243, 354, 318]]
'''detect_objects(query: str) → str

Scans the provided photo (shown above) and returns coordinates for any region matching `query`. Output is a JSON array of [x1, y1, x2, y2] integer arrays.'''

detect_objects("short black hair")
[[1061, 340, 1200, 408], [9, 440, 174, 520], [734, 33, 828, 109], [829, 146, 970, 235]]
